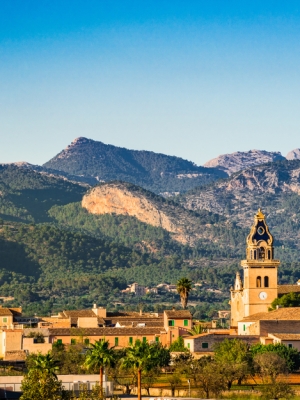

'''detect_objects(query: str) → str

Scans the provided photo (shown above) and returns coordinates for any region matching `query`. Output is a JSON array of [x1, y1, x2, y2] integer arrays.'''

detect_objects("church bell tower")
[[230, 209, 280, 327]]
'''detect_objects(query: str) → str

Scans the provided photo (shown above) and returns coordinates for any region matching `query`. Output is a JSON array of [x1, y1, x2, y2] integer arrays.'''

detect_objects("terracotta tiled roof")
[[62, 310, 97, 318], [240, 307, 300, 322], [270, 333, 300, 340], [106, 311, 162, 318], [115, 321, 164, 327], [4, 350, 26, 361], [49, 327, 166, 336], [164, 310, 192, 319], [106, 318, 163, 327], [0, 308, 12, 316], [278, 285, 300, 295]]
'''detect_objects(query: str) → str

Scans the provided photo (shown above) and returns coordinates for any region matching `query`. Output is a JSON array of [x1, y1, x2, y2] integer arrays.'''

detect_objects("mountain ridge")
[[43, 137, 227, 194]]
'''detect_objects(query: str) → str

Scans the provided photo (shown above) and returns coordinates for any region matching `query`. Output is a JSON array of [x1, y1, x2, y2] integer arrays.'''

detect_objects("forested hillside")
[[1, 160, 300, 318], [0, 165, 88, 223], [43, 137, 226, 193]]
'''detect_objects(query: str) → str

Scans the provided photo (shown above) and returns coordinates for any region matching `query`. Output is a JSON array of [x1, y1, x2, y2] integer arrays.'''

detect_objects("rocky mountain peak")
[[204, 149, 285, 175], [286, 149, 300, 160]]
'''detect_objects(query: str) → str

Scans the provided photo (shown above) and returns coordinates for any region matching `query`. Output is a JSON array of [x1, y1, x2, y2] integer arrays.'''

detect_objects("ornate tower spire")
[[246, 208, 274, 262], [234, 272, 243, 291]]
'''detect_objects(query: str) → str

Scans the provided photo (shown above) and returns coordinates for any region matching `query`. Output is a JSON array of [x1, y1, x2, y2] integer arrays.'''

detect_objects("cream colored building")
[[230, 209, 280, 327]]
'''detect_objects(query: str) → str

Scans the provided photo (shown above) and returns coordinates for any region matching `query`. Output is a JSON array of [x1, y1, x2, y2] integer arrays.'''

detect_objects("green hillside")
[[43, 137, 226, 193], [0, 165, 88, 223]]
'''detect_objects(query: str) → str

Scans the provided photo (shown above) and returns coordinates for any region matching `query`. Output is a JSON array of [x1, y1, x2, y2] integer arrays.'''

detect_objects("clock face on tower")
[[259, 291, 268, 300]]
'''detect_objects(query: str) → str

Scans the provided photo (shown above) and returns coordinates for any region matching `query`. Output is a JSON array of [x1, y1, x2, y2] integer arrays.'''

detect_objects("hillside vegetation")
[[43, 137, 226, 193], [0, 165, 87, 223], [181, 159, 300, 261]]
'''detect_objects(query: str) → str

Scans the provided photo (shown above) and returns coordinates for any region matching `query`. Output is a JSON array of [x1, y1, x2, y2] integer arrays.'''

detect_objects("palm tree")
[[29, 352, 59, 379], [84, 339, 115, 393], [121, 339, 161, 400], [176, 277, 192, 309], [188, 324, 207, 335]]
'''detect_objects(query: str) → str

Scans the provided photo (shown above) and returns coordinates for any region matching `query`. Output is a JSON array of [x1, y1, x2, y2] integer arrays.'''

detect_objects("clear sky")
[[1, 1, 300, 165]]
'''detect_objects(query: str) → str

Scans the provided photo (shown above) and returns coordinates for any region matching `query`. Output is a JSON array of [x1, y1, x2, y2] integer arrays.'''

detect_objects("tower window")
[[264, 276, 269, 287], [256, 276, 261, 288], [268, 250, 271, 259], [259, 247, 265, 260], [254, 250, 257, 260]]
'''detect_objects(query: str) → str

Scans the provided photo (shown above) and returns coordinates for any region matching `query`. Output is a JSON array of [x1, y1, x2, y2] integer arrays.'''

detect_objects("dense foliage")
[[0, 165, 87, 223], [43, 137, 226, 193]]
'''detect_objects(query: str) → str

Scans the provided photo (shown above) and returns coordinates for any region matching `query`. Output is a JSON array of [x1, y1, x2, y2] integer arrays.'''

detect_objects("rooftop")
[[49, 327, 166, 336], [0, 308, 13, 316], [269, 333, 300, 341], [240, 307, 300, 322], [164, 310, 192, 318], [278, 285, 300, 295]]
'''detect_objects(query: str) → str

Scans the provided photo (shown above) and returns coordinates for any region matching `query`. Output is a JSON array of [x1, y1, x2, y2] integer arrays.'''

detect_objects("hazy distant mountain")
[[43, 137, 227, 193], [181, 159, 300, 258], [286, 149, 300, 160], [204, 149, 285, 175]]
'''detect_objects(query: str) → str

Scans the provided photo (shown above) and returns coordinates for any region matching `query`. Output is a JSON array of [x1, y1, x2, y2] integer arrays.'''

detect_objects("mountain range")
[[1, 138, 300, 316]]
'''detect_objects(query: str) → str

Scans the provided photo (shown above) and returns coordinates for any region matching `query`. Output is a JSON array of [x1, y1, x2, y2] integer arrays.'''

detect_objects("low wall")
[[0, 374, 113, 395]]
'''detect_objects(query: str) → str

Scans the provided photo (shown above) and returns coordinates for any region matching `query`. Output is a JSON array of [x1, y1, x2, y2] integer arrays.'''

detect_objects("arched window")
[[259, 247, 265, 260], [268, 250, 271, 260], [254, 250, 257, 260], [256, 276, 261, 288], [264, 276, 269, 287]]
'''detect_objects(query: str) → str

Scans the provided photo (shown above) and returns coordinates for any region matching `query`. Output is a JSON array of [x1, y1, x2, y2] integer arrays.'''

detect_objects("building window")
[[84, 338, 89, 345], [57, 339, 62, 345], [71, 339, 76, 345], [256, 276, 261, 288], [259, 247, 265, 260], [142, 337, 146, 343], [155, 337, 159, 343], [243, 324, 246, 331], [187, 343, 190, 349], [268, 250, 271, 259], [184, 319, 188, 327], [2, 318, 7, 323], [288, 344, 293, 348], [168, 320, 175, 327], [254, 250, 257, 260], [264, 276, 269, 288], [115, 337, 119, 346], [129, 337, 133, 345], [201, 343, 208, 349]]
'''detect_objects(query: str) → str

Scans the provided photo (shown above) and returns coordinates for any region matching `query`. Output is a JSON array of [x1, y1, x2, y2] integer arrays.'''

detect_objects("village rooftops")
[[164, 310, 192, 319], [60, 310, 98, 318], [278, 285, 300, 295], [240, 307, 300, 322], [0, 308, 13, 316], [269, 333, 300, 340], [48, 327, 166, 336]]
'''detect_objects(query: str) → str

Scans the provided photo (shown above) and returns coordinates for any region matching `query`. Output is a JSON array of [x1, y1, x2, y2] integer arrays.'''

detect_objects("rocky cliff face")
[[286, 149, 300, 160], [182, 159, 300, 229], [81, 182, 232, 245], [204, 150, 285, 175], [82, 183, 178, 233]]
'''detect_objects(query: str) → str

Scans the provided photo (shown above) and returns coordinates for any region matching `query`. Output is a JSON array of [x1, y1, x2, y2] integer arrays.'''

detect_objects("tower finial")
[[255, 208, 265, 219]]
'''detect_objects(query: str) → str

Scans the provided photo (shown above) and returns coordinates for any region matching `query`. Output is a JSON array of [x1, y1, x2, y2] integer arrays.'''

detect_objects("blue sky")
[[1, 1, 300, 165]]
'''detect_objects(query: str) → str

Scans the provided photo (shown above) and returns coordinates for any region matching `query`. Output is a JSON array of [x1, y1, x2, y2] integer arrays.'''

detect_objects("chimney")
[[93, 303, 97, 309]]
